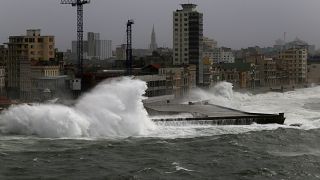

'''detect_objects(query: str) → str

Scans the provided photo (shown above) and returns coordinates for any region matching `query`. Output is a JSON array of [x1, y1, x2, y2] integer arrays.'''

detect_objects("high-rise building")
[[87, 32, 100, 57], [173, 4, 203, 84], [100, 40, 112, 60], [149, 25, 158, 52], [6, 29, 55, 99], [72, 32, 112, 60]]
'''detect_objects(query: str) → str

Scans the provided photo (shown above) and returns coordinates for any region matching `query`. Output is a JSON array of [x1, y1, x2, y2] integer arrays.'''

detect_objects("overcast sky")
[[0, 0, 319, 50]]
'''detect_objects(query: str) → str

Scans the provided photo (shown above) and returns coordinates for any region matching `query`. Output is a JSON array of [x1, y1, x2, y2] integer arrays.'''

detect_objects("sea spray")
[[0, 77, 155, 138], [189, 82, 320, 129]]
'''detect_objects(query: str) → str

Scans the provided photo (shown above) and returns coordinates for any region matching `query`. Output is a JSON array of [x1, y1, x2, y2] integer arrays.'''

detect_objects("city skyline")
[[0, 0, 319, 51]]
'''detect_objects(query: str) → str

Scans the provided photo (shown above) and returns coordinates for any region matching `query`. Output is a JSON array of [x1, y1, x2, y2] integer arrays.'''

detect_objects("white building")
[[72, 33, 112, 60], [213, 47, 235, 63], [173, 4, 203, 85], [100, 40, 112, 60]]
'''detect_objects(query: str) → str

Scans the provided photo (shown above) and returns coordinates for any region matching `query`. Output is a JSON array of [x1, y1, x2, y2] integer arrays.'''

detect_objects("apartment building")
[[6, 29, 55, 99], [278, 48, 308, 85], [173, 4, 203, 85]]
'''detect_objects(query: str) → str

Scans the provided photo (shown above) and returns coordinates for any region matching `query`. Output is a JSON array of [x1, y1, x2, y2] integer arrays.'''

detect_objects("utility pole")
[[126, 19, 134, 76]]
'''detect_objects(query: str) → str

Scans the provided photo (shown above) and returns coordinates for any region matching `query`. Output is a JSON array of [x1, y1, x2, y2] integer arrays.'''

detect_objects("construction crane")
[[61, 0, 90, 88], [126, 19, 134, 76]]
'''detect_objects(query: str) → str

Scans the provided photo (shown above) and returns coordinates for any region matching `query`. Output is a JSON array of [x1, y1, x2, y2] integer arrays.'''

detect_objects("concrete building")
[[307, 63, 320, 84], [213, 47, 235, 63], [115, 44, 126, 60], [100, 40, 112, 60], [203, 37, 217, 51], [173, 4, 203, 85], [149, 25, 158, 52], [72, 32, 112, 60], [20, 60, 61, 101], [135, 75, 167, 97], [31, 75, 68, 102], [0, 45, 8, 66], [278, 48, 308, 85], [159, 65, 196, 98], [6, 29, 55, 99], [88, 32, 100, 57]]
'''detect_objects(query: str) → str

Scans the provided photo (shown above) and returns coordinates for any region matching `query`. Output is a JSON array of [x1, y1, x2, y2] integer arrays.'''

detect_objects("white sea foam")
[[0, 77, 155, 138], [148, 82, 320, 138], [0, 79, 319, 139], [188, 82, 320, 129]]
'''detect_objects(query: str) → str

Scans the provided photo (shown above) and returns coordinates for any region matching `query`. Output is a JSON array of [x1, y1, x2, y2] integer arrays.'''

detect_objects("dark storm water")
[[1, 128, 320, 180]]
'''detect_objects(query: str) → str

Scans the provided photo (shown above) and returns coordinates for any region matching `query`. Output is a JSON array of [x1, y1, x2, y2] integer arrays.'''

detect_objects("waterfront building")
[[6, 29, 55, 99], [307, 63, 320, 84], [159, 65, 196, 98], [173, 4, 203, 85], [278, 48, 308, 85], [135, 75, 167, 98]]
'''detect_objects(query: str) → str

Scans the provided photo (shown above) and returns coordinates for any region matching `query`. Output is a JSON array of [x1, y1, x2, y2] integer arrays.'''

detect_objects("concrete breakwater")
[[145, 102, 285, 125]]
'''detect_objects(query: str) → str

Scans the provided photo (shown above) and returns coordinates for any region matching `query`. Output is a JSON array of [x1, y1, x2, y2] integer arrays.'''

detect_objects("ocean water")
[[0, 78, 320, 179]]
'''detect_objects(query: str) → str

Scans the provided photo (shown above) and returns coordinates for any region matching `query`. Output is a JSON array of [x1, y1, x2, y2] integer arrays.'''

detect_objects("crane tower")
[[126, 19, 134, 76], [61, 0, 90, 87]]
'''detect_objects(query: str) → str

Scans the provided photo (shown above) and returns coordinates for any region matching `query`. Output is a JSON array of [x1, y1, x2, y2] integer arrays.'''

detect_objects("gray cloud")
[[0, 0, 319, 50]]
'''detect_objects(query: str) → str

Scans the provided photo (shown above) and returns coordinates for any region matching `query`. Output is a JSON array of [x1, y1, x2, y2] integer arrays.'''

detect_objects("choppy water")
[[0, 79, 320, 179]]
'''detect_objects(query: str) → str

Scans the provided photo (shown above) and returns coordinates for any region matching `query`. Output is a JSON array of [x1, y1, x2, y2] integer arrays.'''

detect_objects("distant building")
[[115, 44, 126, 60], [213, 47, 235, 63], [203, 37, 217, 51], [6, 29, 55, 99], [278, 48, 308, 85], [173, 4, 203, 85], [307, 63, 320, 84], [149, 25, 158, 52], [87, 32, 100, 57], [100, 40, 112, 60], [72, 32, 112, 60], [0, 45, 8, 66]]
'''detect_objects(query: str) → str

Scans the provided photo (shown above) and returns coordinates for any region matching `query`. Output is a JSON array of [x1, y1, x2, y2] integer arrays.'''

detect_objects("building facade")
[[212, 47, 235, 63], [173, 4, 203, 85], [6, 29, 55, 99], [278, 48, 308, 85]]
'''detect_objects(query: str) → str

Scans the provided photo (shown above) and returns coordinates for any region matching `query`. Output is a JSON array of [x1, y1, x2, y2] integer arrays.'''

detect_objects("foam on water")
[[147, 82, 320, 138], [0, 78, 319, 139], [0, 77, 155, 138], [188, 81, 320, 129]]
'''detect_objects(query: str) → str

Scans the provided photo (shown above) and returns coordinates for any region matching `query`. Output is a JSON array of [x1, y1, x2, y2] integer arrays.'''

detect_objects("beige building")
[[6, 29, 55, 99], [278, 48, 308, 85], [159, 65, 196, 98], [20, 62, 61, 101], [307, 63, 320, 84]]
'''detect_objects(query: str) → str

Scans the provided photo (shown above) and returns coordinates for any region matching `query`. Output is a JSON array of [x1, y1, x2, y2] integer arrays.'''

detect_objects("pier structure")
[[145, 102, 285, 125]]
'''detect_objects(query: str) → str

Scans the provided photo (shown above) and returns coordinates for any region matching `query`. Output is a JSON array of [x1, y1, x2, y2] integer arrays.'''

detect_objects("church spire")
[[149, 25, 158, 52]]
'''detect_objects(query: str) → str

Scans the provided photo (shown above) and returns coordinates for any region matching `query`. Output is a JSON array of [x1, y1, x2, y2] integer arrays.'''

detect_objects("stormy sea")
[[0, 78, 320, 179]]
